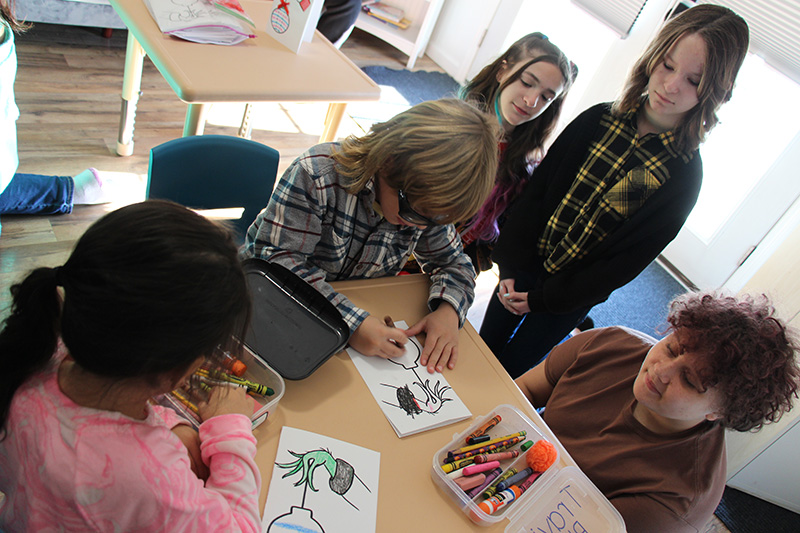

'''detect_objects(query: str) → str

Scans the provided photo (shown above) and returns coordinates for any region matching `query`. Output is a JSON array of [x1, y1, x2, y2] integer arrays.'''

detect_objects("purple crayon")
[[466, 467, 502, 499]]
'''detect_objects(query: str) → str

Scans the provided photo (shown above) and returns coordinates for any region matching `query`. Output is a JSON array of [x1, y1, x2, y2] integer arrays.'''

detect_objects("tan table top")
[[108, 0, 380, 104], [252, 274, 574, 531]]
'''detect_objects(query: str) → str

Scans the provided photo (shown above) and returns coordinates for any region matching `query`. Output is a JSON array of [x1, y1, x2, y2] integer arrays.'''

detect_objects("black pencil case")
[[242, 258, 350, 380]]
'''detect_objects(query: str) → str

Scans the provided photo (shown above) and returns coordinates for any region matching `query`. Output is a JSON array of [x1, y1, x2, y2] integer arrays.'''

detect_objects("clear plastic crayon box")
[[431, 404, 625, 530], [155, 343, 285, 431]]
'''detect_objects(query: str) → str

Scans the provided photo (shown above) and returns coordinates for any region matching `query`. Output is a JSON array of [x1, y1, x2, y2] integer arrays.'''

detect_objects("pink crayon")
[[461, 460, 500, 477], [454, 473, 485, 491], [473, 450, 520, 464], [466, 467, 502, 499]]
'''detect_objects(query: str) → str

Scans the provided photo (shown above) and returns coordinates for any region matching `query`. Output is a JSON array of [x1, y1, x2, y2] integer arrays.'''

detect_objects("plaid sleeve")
[[413, 224, 477, 327], [240, 152, 369, 333]]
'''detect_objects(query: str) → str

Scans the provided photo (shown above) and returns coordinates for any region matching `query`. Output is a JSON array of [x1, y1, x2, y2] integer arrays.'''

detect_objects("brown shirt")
[[543, 327, 726, 533]]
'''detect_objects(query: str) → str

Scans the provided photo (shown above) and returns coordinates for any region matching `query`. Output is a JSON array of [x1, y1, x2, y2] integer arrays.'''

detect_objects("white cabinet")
[[355, 0, 445, 69]]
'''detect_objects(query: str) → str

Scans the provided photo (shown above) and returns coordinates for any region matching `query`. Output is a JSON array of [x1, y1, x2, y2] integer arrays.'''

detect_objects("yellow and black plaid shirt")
[[538, 106, 691, 273]]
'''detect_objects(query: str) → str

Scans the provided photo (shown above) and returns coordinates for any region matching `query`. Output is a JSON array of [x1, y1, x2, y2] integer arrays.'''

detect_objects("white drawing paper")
[[266, 0, 325, 53], [262, 427, 380, 533], [347, 321, 472, 438], [143, 0, 256, 46]]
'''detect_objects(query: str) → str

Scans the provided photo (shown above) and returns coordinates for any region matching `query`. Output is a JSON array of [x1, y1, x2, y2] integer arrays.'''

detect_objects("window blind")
[[571, 0, 649, 38], [700, 0, 800, 86]]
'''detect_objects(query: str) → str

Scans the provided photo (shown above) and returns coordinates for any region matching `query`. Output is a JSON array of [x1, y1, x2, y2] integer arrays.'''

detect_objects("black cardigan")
[[492, 103, 703, 314]]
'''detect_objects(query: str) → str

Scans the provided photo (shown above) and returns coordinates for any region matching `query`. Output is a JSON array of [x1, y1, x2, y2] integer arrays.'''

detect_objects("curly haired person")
[[515, 291, 799, 532]]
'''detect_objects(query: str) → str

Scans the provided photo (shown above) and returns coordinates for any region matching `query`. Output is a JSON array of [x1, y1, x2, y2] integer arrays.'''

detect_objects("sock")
[[72, 168, 108, 205]]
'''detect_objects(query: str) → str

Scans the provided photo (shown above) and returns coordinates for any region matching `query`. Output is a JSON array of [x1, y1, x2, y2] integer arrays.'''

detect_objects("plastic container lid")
[[242, 259, 350, 380], [500, 466, 625, 533]]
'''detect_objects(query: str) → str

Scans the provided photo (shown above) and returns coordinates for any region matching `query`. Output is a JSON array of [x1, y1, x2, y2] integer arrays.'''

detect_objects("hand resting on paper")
[[349, 315, 409, 359], [405, 302, 460, 374]]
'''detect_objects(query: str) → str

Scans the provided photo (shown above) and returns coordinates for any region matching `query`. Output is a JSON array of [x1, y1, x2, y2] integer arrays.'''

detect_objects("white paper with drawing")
[[262, 427, 380, 533], [143, 0, 256, 45], [347, 321, 471, 438]]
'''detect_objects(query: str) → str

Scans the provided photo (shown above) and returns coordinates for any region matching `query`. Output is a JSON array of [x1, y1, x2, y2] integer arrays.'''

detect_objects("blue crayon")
[[496, 467, 533, 492]]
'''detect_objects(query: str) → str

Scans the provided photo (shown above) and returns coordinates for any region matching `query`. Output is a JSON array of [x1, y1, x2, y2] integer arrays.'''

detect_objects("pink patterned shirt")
[[0, 354, 262, 532]]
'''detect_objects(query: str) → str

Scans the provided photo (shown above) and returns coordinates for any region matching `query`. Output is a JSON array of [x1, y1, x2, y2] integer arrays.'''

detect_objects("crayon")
[[481, 467, 518, 499], [448, 435, 525, 461], [454, 473, 485, 491], [195, 368, 274, 396], [466, 414, 502, 444], [449, 431, 527, 456], [461, 460, 500, 477], [466, 434, 491, 445], [515, 471, 543, 492], [441, 456, 476, 474], [465, 467, 502, 499], [473, 450, 519, 464], [496, 467, 533, 492], [171, 389, 199, 413], [449, 436, 526, 463], [383, 316, 404, 349], [478, 485, 522, 515]]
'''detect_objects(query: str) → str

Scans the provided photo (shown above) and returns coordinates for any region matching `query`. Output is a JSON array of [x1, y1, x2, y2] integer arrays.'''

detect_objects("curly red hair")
[[667, 292, 799, 432]]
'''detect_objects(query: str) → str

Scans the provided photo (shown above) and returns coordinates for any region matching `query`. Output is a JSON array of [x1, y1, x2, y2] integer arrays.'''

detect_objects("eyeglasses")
[[397, 189, 443, 227]]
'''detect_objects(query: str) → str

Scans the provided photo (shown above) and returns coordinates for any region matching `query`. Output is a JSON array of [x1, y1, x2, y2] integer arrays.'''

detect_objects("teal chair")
[[147, 135, 280, 242]]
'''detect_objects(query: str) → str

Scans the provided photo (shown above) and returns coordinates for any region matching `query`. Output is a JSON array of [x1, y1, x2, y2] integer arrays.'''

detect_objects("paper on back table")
[[347, 321, 471, 438]]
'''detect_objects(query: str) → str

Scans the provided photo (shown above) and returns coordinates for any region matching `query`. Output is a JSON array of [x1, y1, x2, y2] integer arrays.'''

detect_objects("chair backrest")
[[147, 135, 280, 242]]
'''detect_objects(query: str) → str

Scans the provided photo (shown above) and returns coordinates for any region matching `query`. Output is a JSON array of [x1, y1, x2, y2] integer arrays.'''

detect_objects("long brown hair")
[[462, 33, 577, 179], [1, 0, 31, 33], [613, 4, 749, 152]]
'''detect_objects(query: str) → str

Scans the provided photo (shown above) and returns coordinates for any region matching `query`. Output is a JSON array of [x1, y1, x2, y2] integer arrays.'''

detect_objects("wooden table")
[[252, 274, 578, 531], [108, 0, 380, 156]]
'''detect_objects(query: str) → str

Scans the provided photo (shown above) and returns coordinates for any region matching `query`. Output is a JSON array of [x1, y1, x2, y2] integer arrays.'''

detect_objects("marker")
[[465, 467, 502, 499], [461, 460, 500, 477], [481, 467, 517, 499], [465, 415, 502, 444], [383, 315, 403, 348], [495, 467, 533, 492], [473, 450, 519, 464]]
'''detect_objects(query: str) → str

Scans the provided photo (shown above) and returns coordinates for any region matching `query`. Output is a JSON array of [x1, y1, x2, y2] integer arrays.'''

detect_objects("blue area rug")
[[589, 262, 687, 339], [362, 66, 461, 105]]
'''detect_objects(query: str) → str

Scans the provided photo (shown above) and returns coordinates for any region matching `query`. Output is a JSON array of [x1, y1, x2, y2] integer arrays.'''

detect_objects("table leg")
[[238, 103, 254, 139], [183, 103, 210, 137], [116, 32, 146, 157], [319, 102, 347, 143]]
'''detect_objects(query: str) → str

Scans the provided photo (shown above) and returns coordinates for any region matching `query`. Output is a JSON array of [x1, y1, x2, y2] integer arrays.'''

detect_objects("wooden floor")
[[0, 22, 731, 533]]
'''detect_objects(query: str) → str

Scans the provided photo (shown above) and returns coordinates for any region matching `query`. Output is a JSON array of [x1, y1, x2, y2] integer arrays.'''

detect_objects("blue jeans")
[[0, 172, 73, 235], [479, 282, 590, 379]]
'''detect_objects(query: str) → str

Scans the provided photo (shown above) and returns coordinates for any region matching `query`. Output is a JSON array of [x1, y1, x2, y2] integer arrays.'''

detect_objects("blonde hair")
[[332, 99, 501, 224], [613, 4, 749, 152]]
